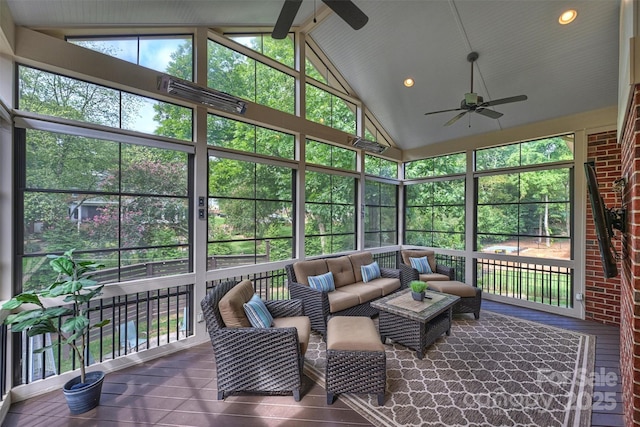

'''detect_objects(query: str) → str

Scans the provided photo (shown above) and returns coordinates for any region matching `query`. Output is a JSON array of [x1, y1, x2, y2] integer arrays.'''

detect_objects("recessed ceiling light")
[[404, 78, 415, 88], [559, 9, 577, 25]]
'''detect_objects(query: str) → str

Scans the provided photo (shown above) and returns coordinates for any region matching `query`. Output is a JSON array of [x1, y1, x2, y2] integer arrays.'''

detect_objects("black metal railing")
[[207, 268, 288, 300], [435, 253, 466, 282], [18, 284, 193, 385], [475, 258, 572, 307], [373, 251, 398, 269], [12, 249, 575, 389]]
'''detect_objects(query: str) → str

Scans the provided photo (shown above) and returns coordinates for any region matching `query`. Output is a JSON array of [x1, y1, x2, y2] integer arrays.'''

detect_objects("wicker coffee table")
[[371, 288, 460, 359]]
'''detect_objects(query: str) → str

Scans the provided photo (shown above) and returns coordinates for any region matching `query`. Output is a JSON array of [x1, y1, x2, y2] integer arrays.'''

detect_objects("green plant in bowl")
[[410, 280, 427, 293]]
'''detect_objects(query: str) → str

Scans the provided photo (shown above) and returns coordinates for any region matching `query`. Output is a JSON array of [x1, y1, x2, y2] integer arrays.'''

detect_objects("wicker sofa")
[[200, 280, 311, 401], [285, 251, 405, 337]]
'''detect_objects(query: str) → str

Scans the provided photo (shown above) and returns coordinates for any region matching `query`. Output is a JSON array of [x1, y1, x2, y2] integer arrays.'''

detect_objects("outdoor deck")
[[3, 300, 622, 427]]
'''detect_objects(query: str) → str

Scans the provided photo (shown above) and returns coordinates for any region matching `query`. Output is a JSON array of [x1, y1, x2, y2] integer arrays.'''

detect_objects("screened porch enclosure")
[[3, 27, 584, 399]]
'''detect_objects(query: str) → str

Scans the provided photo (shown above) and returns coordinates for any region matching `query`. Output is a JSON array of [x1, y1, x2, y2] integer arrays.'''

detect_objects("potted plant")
[[410, 280, 428, 301], [2, 249, 110, 414]]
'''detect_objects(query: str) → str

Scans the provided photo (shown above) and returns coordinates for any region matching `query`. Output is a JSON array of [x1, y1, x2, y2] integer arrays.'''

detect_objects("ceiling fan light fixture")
[[464, 92, 478, 105], [424, 52, 527, 126], [559, 9, 577, 25], [403, 78, 415, 87]]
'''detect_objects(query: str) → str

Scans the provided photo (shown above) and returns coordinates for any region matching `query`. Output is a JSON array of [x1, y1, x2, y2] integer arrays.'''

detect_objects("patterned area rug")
[[304, 311, 594, 427]]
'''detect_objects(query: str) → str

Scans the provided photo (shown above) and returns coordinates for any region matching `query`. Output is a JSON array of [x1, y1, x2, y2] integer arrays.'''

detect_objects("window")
[[208, 156, 295, 268], [404, 152, 466, 249], [365, 155, 398, 179], [364, 180, 397, 248], [18, 128, 192, 292], [405, 152, 466, 179], [208, 114, 295, 159], [305, 83, 356, 134], [305, 42, 348, 93], [476, 169, 572, 260], [474, 136, 574, 260], [476, 135, 574, 171], [18, 65, 193, 141], [473, 135, 575, 308], [227, 33, 294, 68], [207, 40, 295, 115], [364, 114, 391, 149], [305, 139, 356, 171], [305, 171, 356, 256], [405, 179, 466, 249], [68, 34, 193, 80]]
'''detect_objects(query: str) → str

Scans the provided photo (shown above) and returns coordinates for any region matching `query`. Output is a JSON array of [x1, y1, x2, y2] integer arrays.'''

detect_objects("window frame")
[[15, 118, 194, 294]]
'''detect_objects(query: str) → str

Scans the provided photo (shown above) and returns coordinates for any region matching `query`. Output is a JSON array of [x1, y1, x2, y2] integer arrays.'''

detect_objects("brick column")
[[619, 84, 640, 427], [585, 130, 621, 325]]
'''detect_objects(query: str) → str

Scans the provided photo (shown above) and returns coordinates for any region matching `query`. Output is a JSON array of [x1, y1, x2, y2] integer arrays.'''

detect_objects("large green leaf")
[[5, 309, 45, 325], [49, 256, 74, 277], [2, 292, 44, 310], [26, 321, 58, 336], [61, 316, 89, 333], [42, 307, 74, 318], [47, 280, 83, 297]]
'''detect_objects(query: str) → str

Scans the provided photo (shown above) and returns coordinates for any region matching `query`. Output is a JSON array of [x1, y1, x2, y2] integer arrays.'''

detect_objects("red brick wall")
[[585, 130, 622, 325], [619, 84, 640, 427]]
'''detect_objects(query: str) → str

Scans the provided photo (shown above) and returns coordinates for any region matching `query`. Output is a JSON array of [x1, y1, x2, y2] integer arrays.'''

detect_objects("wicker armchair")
[[398, 249, 455, 285], [399, 249, 482, 319], [200, 281, 309, 401]]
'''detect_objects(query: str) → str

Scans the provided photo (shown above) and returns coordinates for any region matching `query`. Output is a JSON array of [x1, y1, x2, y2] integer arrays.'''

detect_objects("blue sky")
[[72, 37, 190, 134]]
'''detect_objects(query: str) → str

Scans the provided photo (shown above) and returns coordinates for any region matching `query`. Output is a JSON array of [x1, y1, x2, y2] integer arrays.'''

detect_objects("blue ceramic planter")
[[62, 371, 105, 414]]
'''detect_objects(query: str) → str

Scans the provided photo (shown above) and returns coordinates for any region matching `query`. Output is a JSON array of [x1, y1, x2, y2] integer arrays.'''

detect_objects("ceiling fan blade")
[[272, 0, 303, 39], [322, 0, 369, 30], [481, 94, 528, 107], [475, 108, 503, 119], [444, 111, 468, 126], [425, 107, 464, 116]]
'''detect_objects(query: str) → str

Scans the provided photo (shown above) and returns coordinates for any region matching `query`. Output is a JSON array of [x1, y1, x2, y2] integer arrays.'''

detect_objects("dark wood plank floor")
[[3, 300, 622, 427]]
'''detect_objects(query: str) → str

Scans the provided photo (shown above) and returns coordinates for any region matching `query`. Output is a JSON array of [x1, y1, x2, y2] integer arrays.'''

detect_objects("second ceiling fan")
[[425, 52, 528, 126], [272, 0, 368, 39]]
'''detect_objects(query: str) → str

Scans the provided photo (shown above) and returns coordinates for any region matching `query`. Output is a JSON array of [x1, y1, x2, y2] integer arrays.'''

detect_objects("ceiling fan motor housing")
[[464, 92, 482, 106]]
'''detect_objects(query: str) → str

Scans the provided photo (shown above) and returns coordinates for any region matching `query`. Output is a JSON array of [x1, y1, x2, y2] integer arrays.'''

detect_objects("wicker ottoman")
[[325, 316, 386, 406]]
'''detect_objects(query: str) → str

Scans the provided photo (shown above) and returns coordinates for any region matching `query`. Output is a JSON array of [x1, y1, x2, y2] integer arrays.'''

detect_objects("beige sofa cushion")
[[419, 273, 451, 282], [429, 280, 478, 298], [363, 277, 401, 296], [327, 317, 385, 352], [326, 256, 356, 288], [336, 282, 382, 304], [327, 290, 361, 313], [348, 252, 375, 283], [402, 250, 437, 273], [272, 316, 311, 355], [292, 259, 328, 285], [218, 279, 254, 328]]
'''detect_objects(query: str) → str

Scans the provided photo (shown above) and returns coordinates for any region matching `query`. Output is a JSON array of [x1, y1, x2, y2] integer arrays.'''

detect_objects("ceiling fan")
[[272, 0, 368, 39], [424, 52, 528, 126]]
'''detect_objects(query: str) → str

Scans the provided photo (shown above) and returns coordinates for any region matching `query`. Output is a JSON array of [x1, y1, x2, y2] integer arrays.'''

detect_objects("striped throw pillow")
[[410, 256, 433, 274], [243, 294, 274, 328], [361, 261, 381, 283], [308, 271, 335, 292]]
